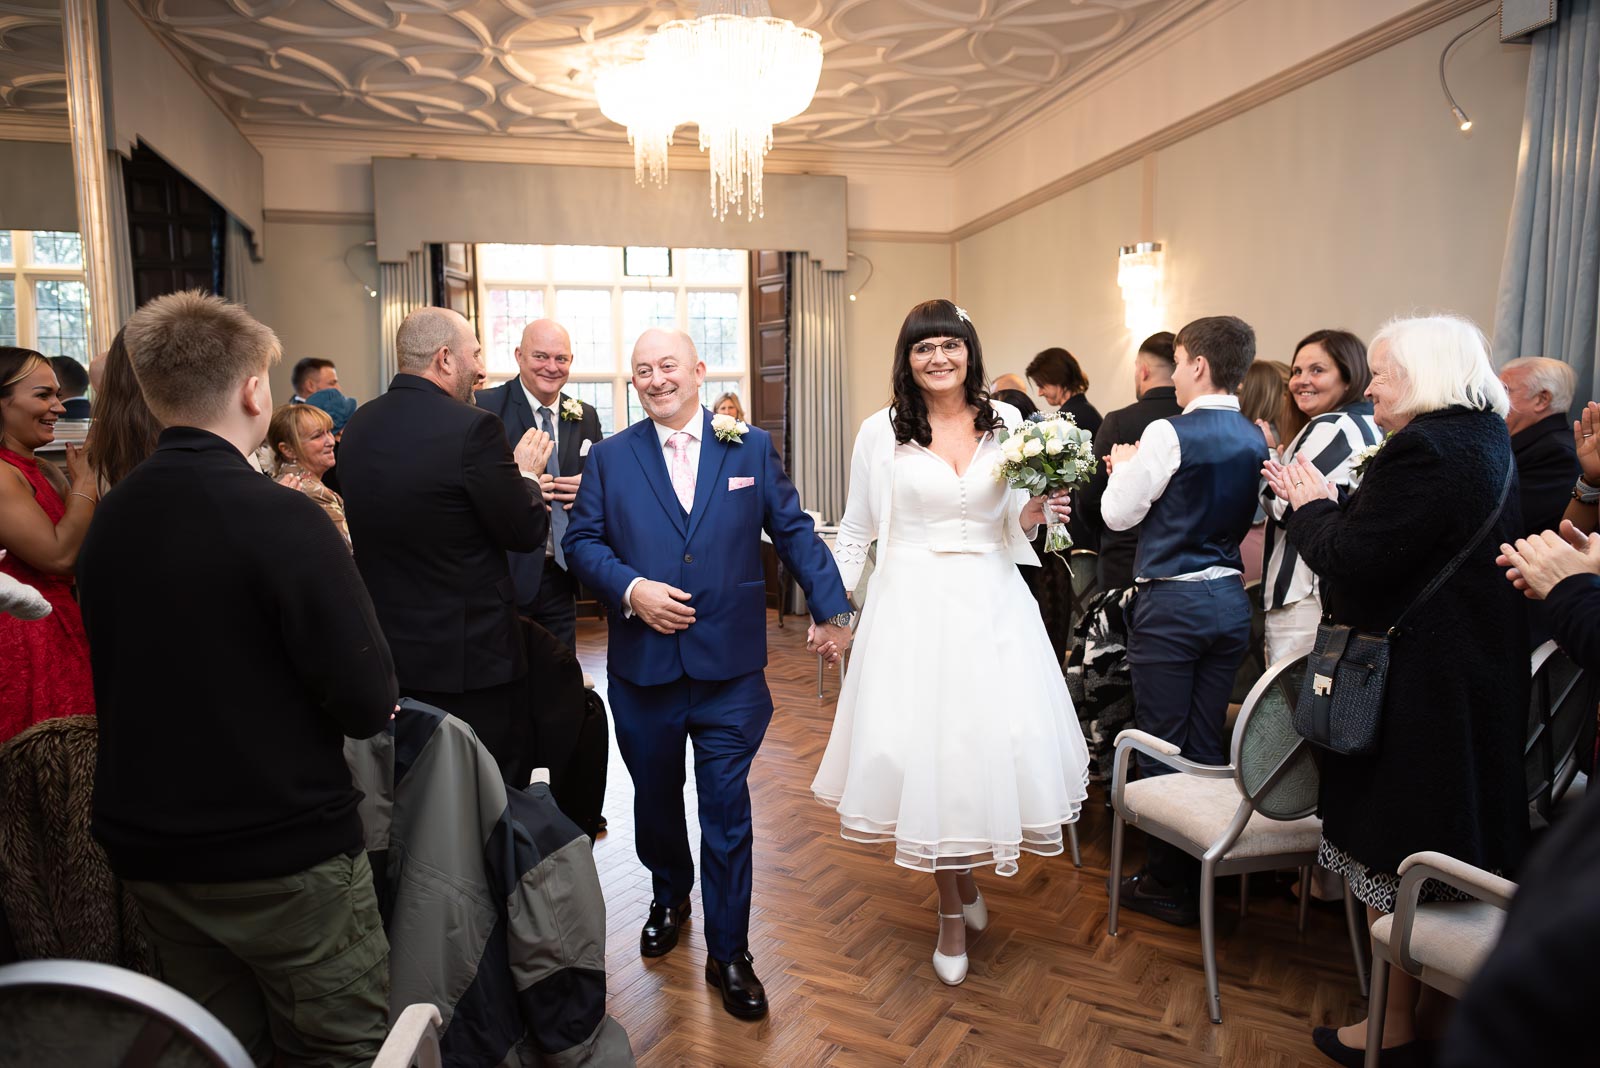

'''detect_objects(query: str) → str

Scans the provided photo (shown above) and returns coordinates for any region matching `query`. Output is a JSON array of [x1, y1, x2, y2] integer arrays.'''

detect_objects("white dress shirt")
[[522, 381, 565, 555], [621, 414, 705, 614], [1101, 393, 1245, 582]]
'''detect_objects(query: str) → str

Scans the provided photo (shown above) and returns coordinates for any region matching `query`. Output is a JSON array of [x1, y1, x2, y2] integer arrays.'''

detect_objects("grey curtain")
[[378, 251, 429, 390], [223, 216, 253, 309], [105, 150, 135, 327], [788, 252, 850, 522], [1494, 0, 1600, 409]]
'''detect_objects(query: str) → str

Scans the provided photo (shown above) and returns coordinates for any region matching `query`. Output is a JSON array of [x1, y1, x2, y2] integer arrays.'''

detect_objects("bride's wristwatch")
[[825, 611, 855, 628]]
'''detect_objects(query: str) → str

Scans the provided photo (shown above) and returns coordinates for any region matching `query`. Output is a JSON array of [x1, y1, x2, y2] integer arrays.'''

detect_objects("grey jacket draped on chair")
[[346, 701, 633, 1068]]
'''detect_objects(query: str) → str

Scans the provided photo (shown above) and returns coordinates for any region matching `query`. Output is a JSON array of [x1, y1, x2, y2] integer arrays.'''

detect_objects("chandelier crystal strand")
[[594, 59, 679, 187], [602, 3, 821, 220]]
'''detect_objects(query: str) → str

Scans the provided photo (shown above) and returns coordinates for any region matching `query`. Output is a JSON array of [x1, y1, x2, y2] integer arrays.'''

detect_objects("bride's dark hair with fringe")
[[890, 299, 1003, 446]]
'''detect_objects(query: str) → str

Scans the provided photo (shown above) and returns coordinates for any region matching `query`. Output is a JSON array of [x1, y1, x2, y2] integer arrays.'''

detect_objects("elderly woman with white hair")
[[1263, 314, 1529, 1066]]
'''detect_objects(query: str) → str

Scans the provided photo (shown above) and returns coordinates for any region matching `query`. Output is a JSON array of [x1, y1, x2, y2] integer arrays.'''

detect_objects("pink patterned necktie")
[[667, 431, 695, 513]]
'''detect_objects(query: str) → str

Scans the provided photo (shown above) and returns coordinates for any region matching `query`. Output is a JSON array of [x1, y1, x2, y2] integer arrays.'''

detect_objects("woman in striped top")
[[1259, 330, 1379, 667]]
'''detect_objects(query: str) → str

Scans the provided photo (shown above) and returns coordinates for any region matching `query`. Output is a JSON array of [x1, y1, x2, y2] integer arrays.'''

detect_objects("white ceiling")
[[0, 0, 66, 115], [1, 0, 1215, 161]]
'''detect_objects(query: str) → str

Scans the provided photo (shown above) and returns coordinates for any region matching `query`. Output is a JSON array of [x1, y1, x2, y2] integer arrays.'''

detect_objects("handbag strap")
[[1389, 455, 1514, 637]]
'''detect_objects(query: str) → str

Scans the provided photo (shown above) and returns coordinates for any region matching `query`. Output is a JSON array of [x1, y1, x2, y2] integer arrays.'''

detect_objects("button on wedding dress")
[[812, 435, 1089, 875]]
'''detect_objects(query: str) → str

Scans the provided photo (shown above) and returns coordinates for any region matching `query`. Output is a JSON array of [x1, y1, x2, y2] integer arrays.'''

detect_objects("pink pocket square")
[[728, 476, 755, 491]]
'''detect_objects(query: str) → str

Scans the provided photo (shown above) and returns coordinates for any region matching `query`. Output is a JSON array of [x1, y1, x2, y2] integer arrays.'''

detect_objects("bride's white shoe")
[[932, 912, 968, 985], [961, 890, 989, 932]]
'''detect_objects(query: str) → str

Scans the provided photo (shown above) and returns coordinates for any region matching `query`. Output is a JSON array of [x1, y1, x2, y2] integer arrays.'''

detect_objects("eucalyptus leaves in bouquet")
[[996, 413, 1097, 553]]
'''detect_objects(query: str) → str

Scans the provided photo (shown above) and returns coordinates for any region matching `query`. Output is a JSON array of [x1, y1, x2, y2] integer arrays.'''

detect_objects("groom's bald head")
[[631, 328, 706, 430]]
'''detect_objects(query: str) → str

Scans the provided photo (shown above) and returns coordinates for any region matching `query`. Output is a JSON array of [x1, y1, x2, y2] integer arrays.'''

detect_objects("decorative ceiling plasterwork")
[[0, 0, 67, 116], [117, 0, 1203, 160]]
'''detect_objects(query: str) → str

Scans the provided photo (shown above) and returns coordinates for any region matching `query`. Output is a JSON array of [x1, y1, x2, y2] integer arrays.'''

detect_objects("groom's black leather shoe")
[[704, 951, 768, 1020], [640, 899, 691, 958]]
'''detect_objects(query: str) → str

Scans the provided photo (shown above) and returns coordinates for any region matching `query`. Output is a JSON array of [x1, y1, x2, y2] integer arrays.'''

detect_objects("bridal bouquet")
[[996, 413, 1097, 554]]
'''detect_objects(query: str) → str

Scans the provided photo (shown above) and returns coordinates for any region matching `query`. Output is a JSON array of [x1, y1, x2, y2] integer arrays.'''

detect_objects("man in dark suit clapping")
[[339, 306, 553, 785], [476, 318, 608, 832], [475, 318, 605, 652]]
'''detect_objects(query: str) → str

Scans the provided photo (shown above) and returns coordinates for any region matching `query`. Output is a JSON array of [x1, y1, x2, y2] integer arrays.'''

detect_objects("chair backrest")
[[1525, 641, 1597, 823], [1067, 548, 1099, 632], [0, 716, 156, 973], [1229, 653, 1318, 820], [0, 959, 253, 1067]]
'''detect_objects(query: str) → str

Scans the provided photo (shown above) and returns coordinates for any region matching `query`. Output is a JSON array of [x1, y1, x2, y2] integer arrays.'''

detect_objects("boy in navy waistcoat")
[[1101, 316, 1269, 923]]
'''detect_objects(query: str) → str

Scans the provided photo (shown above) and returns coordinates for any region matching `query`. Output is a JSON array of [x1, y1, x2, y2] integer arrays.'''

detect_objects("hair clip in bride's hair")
[[952, 303, 971, 324]]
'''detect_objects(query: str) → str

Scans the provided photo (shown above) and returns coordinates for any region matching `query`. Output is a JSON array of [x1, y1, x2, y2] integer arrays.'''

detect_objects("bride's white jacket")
[[832, 400, 1040, 593]]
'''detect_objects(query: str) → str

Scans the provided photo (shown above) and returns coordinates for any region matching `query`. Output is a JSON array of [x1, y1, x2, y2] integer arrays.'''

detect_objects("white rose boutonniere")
[[560, 397, 584, 422], [1351, 432, 1393, 481], [712, 412, 749, 444]]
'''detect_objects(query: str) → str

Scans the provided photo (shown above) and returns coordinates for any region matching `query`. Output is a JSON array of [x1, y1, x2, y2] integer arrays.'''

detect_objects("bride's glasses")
[[910, 339, 966, 358]]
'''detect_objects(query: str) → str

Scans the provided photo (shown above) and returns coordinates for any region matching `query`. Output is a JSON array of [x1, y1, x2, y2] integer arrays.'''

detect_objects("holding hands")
[[1497, 520, 1600, 600], [807, 620, 853, 665], [1263, 455, 1337, 510]]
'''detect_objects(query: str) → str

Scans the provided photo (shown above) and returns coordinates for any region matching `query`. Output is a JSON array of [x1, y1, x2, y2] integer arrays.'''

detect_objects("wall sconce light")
[[1117, 242, 1164, 334]]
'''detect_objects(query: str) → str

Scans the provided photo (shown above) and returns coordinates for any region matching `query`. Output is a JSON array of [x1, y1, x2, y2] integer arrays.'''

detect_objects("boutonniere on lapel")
[[712, 413, 749, 444], [560, 397, 584, 422], [1351, 432, 1393, 480]]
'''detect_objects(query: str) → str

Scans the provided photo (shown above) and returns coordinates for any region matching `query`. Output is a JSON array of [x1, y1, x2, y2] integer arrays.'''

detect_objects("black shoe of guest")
[[1112, 872, 1200, 927], [1311, 1026, 1435, 1068], [705, 951, 768, 1020], [640, 899, 691, 957]]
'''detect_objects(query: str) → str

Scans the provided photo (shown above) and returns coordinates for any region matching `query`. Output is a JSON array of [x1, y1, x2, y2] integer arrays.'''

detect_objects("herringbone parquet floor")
[[575, 612, 1363, 1067]]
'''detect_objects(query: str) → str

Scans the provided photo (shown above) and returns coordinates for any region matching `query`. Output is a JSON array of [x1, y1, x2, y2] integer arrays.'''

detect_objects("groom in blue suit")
[[564, 328, 853, 1020]]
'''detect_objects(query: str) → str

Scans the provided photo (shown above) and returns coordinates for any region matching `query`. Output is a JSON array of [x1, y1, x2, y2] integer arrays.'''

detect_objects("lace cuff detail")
[[832, 537, 871, 588]]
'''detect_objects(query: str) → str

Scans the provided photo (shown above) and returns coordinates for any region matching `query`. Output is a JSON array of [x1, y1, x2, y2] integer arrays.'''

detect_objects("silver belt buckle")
[[1313, 673, 1334, 697]]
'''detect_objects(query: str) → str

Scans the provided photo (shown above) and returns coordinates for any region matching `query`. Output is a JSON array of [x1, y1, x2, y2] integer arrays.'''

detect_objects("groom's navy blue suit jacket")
[[564, 407, 851, 687]]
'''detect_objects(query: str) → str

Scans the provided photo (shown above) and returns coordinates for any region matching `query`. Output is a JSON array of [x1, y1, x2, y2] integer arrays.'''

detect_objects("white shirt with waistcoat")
[[1100, 393, 1246, 583]]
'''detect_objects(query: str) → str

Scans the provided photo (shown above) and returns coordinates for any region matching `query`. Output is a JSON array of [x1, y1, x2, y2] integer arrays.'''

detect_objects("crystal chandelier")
[[595, 1, 823, 220]]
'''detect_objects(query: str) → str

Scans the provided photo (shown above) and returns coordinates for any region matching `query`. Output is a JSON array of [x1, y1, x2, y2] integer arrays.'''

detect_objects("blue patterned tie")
[[538, 406, 567, 569]]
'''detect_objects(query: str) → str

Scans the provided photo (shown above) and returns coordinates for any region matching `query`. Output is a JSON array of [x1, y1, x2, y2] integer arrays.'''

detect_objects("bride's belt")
[[886, 537, 1004, 554]]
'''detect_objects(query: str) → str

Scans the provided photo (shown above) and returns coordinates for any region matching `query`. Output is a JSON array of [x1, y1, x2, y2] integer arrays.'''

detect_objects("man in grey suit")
[[476, 318, 606, 652]]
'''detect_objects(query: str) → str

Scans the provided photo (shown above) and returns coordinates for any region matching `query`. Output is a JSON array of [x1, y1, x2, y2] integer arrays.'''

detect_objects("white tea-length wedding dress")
[[812, 403, 1090, 875]]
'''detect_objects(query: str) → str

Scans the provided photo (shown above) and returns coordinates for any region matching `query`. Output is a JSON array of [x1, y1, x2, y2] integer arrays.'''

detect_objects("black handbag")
[[1292, 457, 1513, 756]]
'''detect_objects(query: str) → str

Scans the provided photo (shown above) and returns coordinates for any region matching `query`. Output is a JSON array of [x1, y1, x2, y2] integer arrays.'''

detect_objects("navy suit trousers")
[[608, 670, 773, 961], [1126, 577, 1252, 778]]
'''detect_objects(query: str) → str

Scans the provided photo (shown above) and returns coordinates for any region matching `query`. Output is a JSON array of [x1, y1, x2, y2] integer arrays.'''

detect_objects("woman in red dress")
[[0, 348, 98, 742]]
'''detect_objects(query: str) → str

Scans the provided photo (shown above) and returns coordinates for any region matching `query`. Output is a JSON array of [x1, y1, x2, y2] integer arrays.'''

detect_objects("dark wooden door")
[[750, 250, 789, 464], [430, 242, 478, 331], [123, 143, 225, 306], [750, 250, 793, 612]]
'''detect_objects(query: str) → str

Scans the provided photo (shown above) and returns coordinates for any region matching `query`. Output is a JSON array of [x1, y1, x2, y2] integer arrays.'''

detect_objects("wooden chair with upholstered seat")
[[1362, 852, 1515, 1068], [1108, 653, 1368, 1023]]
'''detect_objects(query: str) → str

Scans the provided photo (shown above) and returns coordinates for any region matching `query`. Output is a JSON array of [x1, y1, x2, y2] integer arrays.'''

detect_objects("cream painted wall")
[[249, 220, 383, 406], [957, 162, 1146, 409], [956, 8, 1530, 413], [842, 239, 953, 432]]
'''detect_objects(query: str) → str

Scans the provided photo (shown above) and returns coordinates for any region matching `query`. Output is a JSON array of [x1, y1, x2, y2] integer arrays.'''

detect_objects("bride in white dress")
[[811, 299, 1090, 986]]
